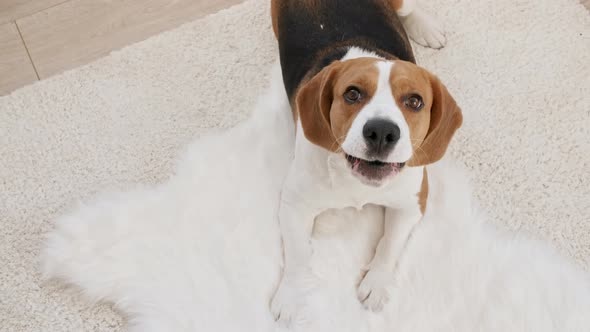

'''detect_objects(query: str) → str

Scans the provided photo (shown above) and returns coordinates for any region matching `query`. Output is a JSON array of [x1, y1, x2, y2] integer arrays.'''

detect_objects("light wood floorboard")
[[0, 22, 39, 95], [16, 0, 243, 79], [0, 0, 67, 25]]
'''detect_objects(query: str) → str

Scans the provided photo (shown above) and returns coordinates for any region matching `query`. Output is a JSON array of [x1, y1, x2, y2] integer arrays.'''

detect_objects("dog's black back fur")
[[276, 0, 415, 100]]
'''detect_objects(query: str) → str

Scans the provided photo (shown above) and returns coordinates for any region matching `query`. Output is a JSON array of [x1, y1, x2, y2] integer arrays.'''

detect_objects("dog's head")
[[296, 58, 462, 186]]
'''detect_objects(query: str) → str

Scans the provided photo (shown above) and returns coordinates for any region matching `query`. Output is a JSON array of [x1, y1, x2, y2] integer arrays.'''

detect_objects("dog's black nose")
[[363, 119, 400, 156]]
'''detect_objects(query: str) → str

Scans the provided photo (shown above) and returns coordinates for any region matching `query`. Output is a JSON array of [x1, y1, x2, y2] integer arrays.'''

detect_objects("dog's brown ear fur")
[[409, 72, 463, 166], [295, 62, 341, 152]]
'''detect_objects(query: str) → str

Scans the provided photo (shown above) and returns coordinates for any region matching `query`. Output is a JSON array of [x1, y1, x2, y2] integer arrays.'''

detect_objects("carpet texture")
[[0, 0, 589, 330]]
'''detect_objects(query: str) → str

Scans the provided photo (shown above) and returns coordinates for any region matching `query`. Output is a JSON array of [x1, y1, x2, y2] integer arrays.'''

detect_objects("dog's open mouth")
[[345, 154, 405, 185]]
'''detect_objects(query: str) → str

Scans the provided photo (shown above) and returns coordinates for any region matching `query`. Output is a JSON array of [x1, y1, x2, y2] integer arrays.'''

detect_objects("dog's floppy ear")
[[295, 61, 341, 152], [409, 71, 463, 166]]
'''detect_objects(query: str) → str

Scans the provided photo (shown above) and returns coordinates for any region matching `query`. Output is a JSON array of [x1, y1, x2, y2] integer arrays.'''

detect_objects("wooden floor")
[[0, 0, 243, 95], [0, 0, 588, 96]]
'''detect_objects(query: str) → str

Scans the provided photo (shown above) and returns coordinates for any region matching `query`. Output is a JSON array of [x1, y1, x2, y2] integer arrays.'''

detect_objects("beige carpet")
[[0, 0, 588, 330]]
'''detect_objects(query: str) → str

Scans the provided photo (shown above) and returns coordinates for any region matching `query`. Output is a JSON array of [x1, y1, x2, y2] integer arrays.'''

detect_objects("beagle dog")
[[270, 0, 463, 324]]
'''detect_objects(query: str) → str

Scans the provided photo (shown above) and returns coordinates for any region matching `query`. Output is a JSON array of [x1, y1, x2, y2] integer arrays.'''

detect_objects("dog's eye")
[[344, 87, 361, 104], [404, 94, 424, 111]]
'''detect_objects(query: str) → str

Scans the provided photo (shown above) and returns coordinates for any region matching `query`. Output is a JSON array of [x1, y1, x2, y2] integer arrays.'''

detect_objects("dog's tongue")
[[353, 158, 362, 169], [354, 160, 400, 181]]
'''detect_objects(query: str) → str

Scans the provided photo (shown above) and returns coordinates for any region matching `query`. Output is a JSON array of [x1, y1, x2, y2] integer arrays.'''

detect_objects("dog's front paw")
[[401, 9, 447, 49], [357, 267, 393, 312], [270, 284, 298, 327], [270, 272, 315, 327]]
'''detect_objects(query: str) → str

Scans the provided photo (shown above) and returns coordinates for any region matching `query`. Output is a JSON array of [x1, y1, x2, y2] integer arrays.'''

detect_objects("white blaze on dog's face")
[[296, 58, 462, 186]]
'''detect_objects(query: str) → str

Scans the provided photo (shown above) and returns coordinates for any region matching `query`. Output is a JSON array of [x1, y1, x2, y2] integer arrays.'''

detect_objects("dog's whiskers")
[[410, 139, 430, 162]]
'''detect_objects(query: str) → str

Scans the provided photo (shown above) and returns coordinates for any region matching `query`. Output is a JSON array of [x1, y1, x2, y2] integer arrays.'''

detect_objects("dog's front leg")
[[357, 205, 421, 311], [270, 188, 319, 326]]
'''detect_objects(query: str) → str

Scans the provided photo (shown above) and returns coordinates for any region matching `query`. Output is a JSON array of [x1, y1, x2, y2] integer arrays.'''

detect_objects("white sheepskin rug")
[[41, 64, 590, 332]]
